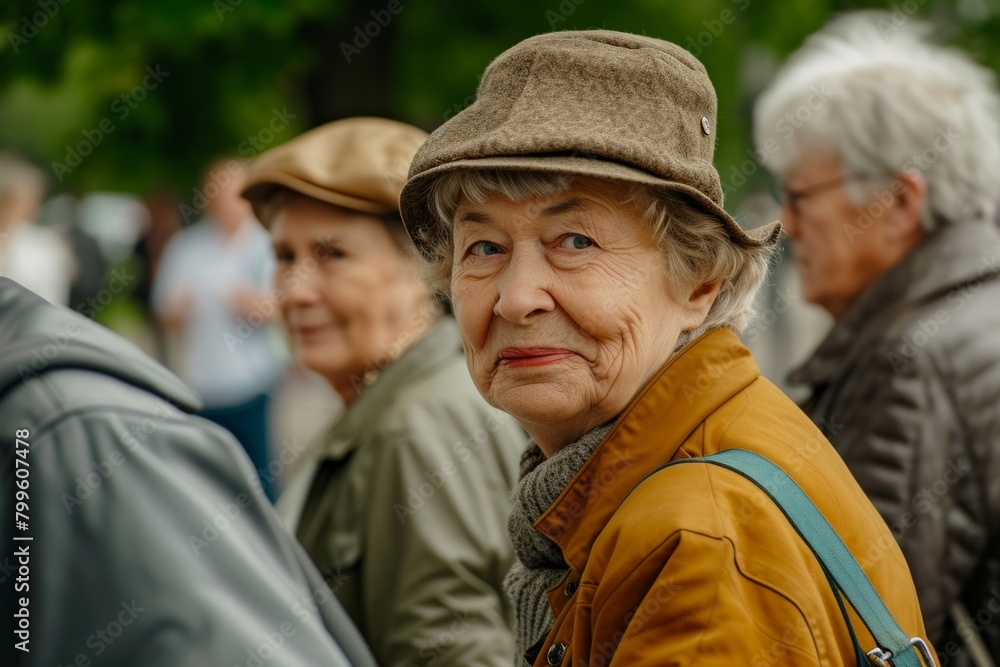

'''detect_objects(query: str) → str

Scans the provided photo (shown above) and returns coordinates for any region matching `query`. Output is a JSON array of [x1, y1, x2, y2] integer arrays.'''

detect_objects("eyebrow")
[[540, 197, 587, 217], [455, 197, 588, 224], [455, 210, 491, 224], [271, 236, 340, 253]]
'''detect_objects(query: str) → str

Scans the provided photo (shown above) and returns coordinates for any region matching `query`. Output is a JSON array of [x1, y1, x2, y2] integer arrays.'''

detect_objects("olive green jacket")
[[295, 318, 526, 667]]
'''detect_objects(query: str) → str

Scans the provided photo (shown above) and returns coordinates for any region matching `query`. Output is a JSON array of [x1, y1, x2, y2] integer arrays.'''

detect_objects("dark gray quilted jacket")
[[790, 221, 1000, 666]]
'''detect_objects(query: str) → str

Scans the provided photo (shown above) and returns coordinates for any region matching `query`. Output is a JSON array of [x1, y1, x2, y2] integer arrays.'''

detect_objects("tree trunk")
[[297, 0, 399, 127]]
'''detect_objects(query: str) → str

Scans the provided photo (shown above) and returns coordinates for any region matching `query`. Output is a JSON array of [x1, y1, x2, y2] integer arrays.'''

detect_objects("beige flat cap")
[[242, 116, 428, 225]]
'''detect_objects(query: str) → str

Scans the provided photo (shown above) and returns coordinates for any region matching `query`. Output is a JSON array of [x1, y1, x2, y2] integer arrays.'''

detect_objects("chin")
[[300, 348, 358, 380], [490, 383, 583, 429]]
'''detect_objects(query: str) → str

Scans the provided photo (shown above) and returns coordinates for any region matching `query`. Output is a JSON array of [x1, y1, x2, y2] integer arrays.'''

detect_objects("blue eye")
[[469, 241, 503, 256], [560, 235, 594, 250]]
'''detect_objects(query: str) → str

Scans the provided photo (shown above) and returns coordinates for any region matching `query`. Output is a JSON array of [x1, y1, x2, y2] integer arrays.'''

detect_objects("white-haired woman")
[[401, 30, 930, 666], [755, 12, 1000, 663]]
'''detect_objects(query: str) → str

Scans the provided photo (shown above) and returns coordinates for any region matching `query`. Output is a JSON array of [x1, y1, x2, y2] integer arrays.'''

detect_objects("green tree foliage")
[[1, 0, 998, 212]]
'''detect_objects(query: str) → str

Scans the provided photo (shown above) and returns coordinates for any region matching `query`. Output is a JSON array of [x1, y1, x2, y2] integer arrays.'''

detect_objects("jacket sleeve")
[[5, 397, 373, 667], [604, 530, 820, 666], [833, 346, 971, 642], [360, 426, 516, 667]]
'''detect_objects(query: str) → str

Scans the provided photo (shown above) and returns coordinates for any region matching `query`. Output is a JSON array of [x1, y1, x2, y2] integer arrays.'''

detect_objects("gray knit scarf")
[[503, 422, 615, 663]]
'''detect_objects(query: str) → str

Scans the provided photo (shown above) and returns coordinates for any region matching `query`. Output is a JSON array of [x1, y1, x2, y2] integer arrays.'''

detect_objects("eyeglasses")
[[770, 174, 870, 214]]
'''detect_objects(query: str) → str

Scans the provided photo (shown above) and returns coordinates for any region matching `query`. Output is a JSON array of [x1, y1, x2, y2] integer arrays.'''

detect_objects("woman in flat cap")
[[400, 31, 931, 665], [242, 116, 525, 667]]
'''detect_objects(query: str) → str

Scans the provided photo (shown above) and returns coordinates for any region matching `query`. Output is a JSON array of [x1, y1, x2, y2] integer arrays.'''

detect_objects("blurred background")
[[2, 0, 998, 487]]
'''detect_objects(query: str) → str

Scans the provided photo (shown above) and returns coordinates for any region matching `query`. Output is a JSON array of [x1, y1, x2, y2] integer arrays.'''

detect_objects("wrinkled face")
[[450, 177, 710, 454], [271, 197, 430, 400], [779, 152, 899, 317]]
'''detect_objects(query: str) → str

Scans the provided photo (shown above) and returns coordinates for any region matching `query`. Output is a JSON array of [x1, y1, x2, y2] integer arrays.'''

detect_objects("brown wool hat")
[[399, 30, 780, 258], [241, 116, 429, 226]]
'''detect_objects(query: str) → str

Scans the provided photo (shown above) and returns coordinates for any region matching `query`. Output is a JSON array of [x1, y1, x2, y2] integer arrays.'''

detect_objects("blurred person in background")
[[152, 158, 285, 500], [755, 11, 1000, 664], [35, 193, 109, 318], [0, 152, 75, 306], [242, 117, 525, 667], [134, 190, 184, 361], [0, 277, 376, 667], [735, 192, 831, 403]]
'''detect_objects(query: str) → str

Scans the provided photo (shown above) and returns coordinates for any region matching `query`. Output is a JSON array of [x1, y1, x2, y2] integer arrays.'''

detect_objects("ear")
[[679, 281, 722, 331], [887, 169, 927, 242]]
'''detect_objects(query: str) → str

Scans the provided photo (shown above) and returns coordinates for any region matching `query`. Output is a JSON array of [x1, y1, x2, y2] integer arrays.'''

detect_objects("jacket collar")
[[534, 327, 760, 573], [790, 221, 1000, 387], [320, 315, 460, 460]]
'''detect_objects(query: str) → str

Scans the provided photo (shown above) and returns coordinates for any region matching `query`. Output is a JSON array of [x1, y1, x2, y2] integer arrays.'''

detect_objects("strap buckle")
[[867, 646, 893, 666], [867, 638, 938, 666]]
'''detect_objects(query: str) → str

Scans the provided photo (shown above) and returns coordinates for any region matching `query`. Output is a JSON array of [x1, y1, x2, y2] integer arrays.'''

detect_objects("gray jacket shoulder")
[[0, 366, 373, 667]]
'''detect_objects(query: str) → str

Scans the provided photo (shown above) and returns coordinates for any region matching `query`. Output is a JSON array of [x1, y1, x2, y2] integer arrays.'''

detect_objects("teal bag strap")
[[655, 449, 937, 667]]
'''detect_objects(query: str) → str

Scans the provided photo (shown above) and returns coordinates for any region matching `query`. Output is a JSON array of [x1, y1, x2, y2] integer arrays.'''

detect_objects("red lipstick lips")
[[292, 324, 330, 338], [498, 347, 576, 368]]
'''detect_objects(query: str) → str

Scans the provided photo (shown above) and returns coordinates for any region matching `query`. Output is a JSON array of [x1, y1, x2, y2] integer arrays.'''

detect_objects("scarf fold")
[[503, 422, 614, 662]]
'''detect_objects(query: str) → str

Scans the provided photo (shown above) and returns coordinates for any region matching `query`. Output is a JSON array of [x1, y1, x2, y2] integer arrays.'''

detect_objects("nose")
[[493, 247, 556, 324], [279, 262, 323, 308], [780, 202, 800, 238]]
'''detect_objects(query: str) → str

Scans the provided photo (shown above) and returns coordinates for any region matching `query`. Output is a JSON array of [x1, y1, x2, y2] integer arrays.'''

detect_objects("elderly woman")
[[400, 32, 930, 666], [754, 14, 1000, 662], [240, 117, 525, 667]]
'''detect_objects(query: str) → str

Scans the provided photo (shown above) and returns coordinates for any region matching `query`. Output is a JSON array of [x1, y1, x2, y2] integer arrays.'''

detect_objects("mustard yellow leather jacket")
[[530, 328, 929, 666]]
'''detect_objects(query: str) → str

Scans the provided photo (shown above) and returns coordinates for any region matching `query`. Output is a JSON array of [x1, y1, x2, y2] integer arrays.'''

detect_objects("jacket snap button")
[[564, 581, 578, 597], [547, 642, 567, 666]]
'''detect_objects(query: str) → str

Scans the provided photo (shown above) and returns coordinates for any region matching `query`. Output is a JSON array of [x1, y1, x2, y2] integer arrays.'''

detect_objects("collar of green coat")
[[534, 327, 760, 573], [789, 221, 1000, 387], [320, 316, 462, 460]]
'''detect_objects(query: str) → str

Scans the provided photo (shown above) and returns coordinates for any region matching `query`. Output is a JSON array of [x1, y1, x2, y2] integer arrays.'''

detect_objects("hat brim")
[[243, 171, 396, 229], [400, 154, 781, 258]]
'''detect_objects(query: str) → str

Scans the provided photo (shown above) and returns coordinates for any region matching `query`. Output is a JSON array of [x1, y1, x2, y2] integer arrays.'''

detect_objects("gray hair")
[[753, 10, 1000, 228], [426, 170, 776, 348]]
